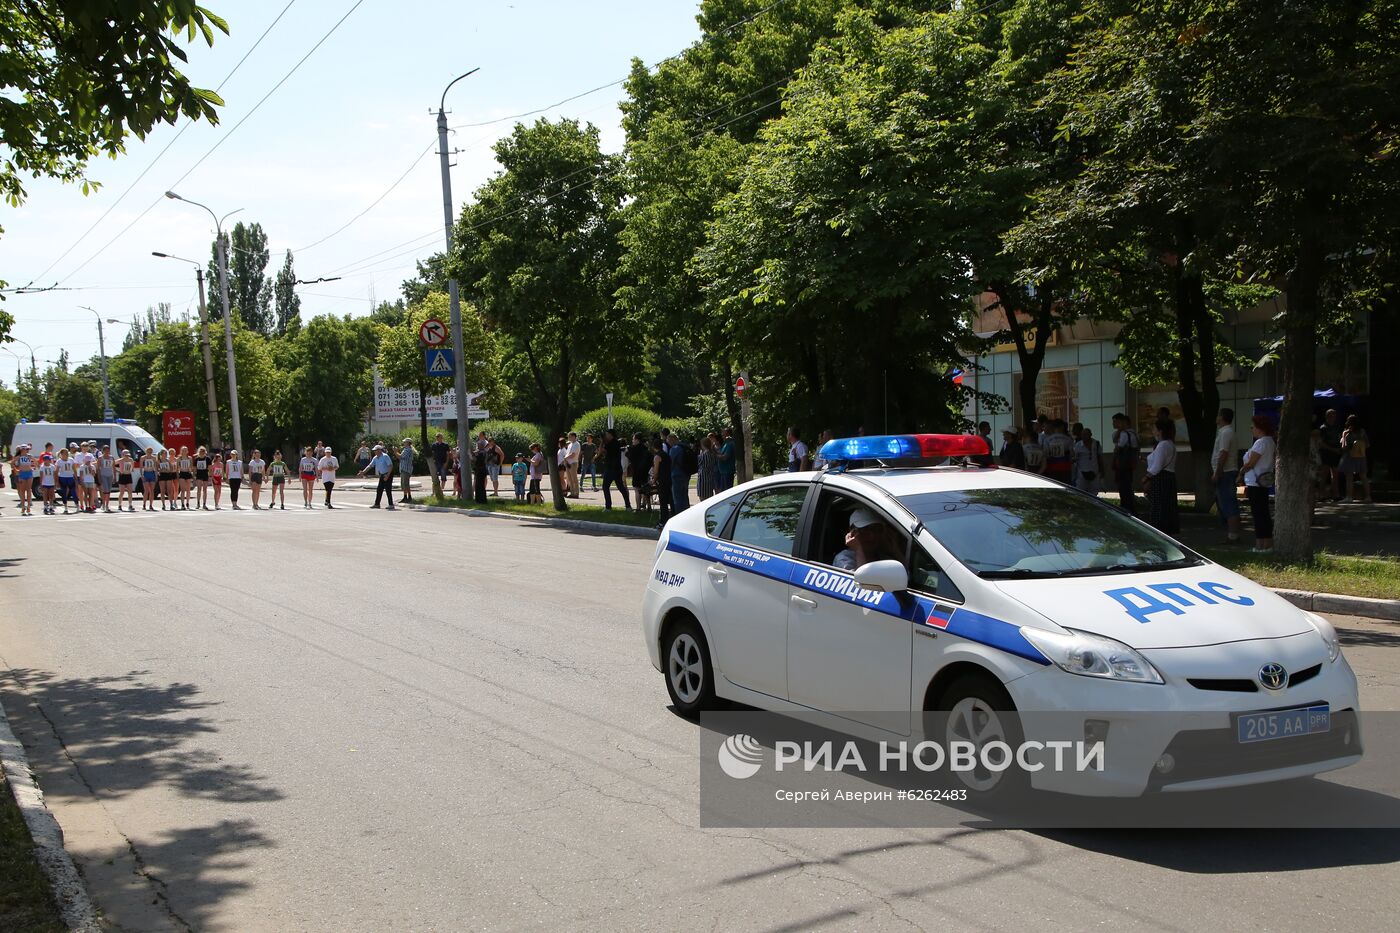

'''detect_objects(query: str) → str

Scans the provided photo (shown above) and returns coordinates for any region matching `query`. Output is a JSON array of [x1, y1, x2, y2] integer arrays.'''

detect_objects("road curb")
[[0, 694, 102, 932], [1273, 588, 1400, 622], [401, 502, 661, 540]]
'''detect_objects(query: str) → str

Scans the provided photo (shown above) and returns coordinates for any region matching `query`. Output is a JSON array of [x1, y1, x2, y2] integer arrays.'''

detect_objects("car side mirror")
[[854, 559, 909, 593]]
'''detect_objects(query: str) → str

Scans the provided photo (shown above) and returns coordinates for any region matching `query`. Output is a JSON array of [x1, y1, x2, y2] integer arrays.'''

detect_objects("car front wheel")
[[935, 673, 1028, 801], [663, 618, 715, 717]]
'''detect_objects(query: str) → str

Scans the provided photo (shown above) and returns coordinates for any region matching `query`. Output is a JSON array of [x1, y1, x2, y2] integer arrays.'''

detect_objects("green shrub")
[[572, 405, 663, 443], [474, 420, 544, 458]]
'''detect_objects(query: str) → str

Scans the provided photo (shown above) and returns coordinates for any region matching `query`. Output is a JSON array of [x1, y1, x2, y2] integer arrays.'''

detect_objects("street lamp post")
[[436, 69, 479, 469], [164, 191, 243, 453], [10, 337, 38, 376], [153, 252, 223, 450], [0, 346, 21, 384], [78, 306, 112, 420]]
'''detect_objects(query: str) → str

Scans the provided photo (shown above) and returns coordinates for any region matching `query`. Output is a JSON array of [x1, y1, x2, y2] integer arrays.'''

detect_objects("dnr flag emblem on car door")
[[926, 604, 954, 629]]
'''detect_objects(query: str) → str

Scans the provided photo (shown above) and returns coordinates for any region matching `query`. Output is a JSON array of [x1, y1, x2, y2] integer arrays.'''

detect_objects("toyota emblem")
[[1258, 662, 1288, 690]]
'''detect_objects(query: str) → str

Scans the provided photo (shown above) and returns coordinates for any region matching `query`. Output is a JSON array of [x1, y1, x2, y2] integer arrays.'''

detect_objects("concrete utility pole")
[[436, 68, 480, 458], [165, 192, 243, 453], [79, 306, 111, 420], [153, 253, 224, 450]]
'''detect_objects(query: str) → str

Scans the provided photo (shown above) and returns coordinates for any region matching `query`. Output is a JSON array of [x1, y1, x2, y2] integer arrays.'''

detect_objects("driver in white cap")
[[834, 508, 902, 571]]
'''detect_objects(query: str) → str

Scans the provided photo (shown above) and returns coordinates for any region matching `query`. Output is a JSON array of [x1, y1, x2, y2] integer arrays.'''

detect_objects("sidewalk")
[[1174, 499, 1400, 559]]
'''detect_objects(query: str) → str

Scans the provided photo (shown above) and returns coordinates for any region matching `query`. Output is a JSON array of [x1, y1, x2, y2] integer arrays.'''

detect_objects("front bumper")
[[1003, 640, 1361, 796]]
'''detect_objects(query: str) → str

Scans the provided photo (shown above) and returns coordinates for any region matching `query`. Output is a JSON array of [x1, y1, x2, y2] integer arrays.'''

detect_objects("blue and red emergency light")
[[817, 433, 991, 465]]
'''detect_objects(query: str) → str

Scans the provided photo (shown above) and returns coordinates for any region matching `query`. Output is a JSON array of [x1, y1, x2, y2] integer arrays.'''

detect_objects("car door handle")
[[707, 567, 727, 581], [791, 594, 817, 610]]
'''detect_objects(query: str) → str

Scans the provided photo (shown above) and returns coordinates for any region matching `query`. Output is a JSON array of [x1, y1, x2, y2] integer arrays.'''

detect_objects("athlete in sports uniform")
[[140, 448, 159, 511], [247, 449, 265, 510], [299, 447, 317, 509], [117, 451, 136, 511], [194, 447, 210, 510], [12, 446, 35, 515], [210, 454, 225, 510], [268, 451, 288, 510], [177, 446, 194, 510]]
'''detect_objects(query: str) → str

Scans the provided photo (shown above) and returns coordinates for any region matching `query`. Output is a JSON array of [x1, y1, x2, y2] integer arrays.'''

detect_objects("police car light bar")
[[818, 433, 990, 464]]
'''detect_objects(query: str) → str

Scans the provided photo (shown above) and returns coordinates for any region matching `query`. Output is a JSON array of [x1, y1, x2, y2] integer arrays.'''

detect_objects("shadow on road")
[[4, 668, 284, 804], [0, 556, 25, 577], [1340, 627, 1400, 649], [1, 668, 282, 928], [1035, 828, 1400, 873]]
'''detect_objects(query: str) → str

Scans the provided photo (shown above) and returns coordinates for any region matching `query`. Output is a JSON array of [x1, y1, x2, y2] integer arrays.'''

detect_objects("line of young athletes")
[[7, 442, 343, 515]]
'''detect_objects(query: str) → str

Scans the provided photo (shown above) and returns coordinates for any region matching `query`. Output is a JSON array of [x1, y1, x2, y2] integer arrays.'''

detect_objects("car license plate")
[[1236, 705, 1330, 744]]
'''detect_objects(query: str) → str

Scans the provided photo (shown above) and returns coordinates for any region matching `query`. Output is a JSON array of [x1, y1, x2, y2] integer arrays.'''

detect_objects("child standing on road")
[[318, 446, 339, 509], [299, 446, 318, 509], [38, 454, 57, 514], [269, 451, 287, 509], [512, 453, 528, 502], [226, 450, 244, 510], [247, 449, 266, 510], [211, 454, 224, 510], [117, 450, 135, 511], [13, 446, 35, 516], [195, 446, 210, 510], [140, 447, 159, 511]]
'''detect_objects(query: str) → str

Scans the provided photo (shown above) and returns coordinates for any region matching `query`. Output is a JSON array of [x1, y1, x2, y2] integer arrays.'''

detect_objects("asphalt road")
[[2, 489, 1399, 932]]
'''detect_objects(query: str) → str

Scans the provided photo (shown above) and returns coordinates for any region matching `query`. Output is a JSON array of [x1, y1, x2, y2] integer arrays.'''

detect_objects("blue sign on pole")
[[424, 347, 455, 377]]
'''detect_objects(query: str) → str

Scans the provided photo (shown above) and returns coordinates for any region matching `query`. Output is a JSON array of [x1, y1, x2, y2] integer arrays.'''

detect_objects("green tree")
[[1034, 0, 1400, 558], [0, 1, 227, 331], [695, 10, 996, 440], [264, 315, 376, 456], [618, 0, 856, 475], [109, 341, 160, 428], [400, 253, 447, 307], [207, 221, 272, 333], [0, 382, 20, 445], [273, 250, 302, 336], [453, 119, 627, 510]]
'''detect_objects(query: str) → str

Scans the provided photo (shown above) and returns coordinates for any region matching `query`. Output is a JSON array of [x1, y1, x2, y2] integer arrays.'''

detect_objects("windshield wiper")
[[978, 568, 1066, 579], [980, 557, 1202, 580], [1044, 557, 1204, 578]]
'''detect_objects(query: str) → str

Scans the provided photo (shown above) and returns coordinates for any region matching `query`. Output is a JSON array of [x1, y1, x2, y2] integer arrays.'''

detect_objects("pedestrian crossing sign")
[[424, 347, 455, 377]]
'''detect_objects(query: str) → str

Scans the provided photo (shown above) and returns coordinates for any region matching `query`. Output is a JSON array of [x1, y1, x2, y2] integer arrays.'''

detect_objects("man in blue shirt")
[[668, 431, 691, 513], [359, 444, 397, 510]]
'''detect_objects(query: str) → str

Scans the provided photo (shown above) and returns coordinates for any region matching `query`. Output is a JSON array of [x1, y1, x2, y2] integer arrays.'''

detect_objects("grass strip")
[[0, 772, 66, 933], [1200, 548, 1400, 601]]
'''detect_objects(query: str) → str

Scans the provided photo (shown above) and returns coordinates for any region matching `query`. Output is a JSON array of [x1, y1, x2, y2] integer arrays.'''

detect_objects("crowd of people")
[[3, 439, 354, 515], [395, 427, 740, 526], [5, 410, 1374, 541], [976, 406, 1374, 554]]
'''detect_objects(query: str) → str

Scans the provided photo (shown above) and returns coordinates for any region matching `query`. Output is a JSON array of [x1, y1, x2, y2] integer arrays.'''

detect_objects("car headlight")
[[1021, 627, 1164, 684], [1305, 612, 1342, 663]]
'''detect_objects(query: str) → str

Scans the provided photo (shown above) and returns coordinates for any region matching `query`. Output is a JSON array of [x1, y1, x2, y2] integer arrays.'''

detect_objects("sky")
[[0, 0, 704, 380]]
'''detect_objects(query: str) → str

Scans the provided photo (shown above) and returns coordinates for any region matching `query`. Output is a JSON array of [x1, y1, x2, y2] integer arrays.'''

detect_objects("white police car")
[[642, 434, 1361, 797]]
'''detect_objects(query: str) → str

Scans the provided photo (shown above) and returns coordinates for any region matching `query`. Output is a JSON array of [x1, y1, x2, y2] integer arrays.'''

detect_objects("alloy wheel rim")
[[946, 696, 1010, 792], [668, 634, 703, 704]]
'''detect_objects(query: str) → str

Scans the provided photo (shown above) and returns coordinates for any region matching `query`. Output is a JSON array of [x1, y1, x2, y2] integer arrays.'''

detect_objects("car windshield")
[[897, 487, 1199, 578]]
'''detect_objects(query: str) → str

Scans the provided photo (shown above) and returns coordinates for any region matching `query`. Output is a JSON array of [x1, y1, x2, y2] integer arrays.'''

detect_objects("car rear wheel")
[[663, 619, 715, 717], [937, 674, 1028, 800]]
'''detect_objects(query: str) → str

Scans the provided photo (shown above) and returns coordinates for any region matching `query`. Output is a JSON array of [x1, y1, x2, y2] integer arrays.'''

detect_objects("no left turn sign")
[[419, 318, 449, 347]]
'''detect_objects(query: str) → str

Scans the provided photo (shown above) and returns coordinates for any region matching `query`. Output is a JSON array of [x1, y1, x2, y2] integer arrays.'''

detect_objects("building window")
[[1013, 369, 1079, 424]]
